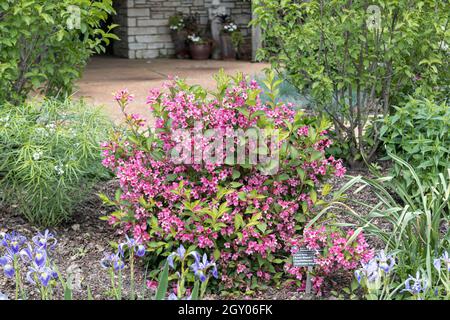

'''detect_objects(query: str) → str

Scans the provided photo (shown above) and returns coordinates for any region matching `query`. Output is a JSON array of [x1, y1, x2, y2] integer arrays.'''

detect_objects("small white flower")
[[0, 116, 10, 123], [439, 41, 449, 51], [35, 127, 49, 137], [55, 165, 64, 175], [33, 151, 43, 161], [188, 34, 201, 43], [45, 123, 56, 133], [224, 22, 238, 33]]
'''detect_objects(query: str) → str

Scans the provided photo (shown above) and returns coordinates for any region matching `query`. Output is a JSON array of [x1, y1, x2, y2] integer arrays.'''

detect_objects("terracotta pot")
[[220, 34, 236, 60], [189, 43, 211, 60], [171, 30, 190, 59]]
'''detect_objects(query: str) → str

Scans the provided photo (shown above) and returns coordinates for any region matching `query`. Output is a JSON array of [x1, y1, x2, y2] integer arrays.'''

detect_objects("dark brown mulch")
[[0, 167, 386, 300]]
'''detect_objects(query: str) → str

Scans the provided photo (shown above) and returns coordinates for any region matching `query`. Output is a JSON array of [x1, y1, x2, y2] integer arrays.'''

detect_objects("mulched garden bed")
[[0, 168, 385, 300]]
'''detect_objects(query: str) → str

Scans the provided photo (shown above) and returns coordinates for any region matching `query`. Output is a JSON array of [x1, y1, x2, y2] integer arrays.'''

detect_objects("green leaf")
[[256, 222, 267, 233], [214, 248, 221, 260], [155, 261, 169, 300], [321, 184, 332, 196], [191, 281, 200, 300], [230, 182, 243, 188], [234, 214, 244, 230]]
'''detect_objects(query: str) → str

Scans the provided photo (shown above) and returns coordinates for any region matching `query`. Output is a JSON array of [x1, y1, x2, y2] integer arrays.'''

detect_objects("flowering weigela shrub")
[[101, 71, 347, 292], [285, 226, 374, 295]]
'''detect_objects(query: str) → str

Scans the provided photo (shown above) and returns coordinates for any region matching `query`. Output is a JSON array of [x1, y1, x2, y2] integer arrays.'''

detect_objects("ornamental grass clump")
[[0, 98, 112, 226], [101, 70, 349, 293]]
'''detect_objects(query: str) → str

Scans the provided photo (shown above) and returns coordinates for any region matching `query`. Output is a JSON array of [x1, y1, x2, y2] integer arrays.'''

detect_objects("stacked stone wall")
[[112, 0, 252, 59]]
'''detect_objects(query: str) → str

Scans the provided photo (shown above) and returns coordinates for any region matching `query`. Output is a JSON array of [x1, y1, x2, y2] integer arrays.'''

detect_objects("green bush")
[[0, 98, 112, 226], [0, 0, 117, 104], [252, 0, 449, 167], [380, 97, 450, 202], [317, 154, 450, 299]]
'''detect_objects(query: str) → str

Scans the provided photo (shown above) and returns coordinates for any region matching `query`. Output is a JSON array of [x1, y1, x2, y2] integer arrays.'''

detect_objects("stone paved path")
[[75, 56, 268, 122]]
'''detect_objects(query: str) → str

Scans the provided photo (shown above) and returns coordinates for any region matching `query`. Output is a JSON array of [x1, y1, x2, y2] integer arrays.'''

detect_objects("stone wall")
[[112, 0, 252, 59]]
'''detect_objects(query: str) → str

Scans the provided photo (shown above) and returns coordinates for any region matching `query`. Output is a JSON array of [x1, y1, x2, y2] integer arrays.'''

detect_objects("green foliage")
[[230, 30, 244, 50], [0, 0, 118, 104], [0, 98, 112, 226], [252, 0, 449, 167], [155, 261, 169, 300], [380, 97, 450, 204], [314, 153, 450, 299]]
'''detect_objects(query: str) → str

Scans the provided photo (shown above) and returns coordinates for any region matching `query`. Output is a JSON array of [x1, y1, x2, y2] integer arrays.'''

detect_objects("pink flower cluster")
[[114, 88, 134, 105], [285, 226, 374, 294], [102, 76, 348, 292]]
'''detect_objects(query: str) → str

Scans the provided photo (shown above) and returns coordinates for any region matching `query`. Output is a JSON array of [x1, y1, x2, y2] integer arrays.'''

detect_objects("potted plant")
[[220, 21, 240, 60], [168, 13, 189, 59], [188, 34, 211, 60], [231, 29, 244, 59]]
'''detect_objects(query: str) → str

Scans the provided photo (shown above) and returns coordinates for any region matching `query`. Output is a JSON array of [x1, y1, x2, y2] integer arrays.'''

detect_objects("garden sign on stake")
[[292, 247, 320, 295]]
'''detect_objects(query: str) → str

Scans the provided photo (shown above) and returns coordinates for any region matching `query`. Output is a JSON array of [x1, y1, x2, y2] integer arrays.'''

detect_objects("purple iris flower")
[[1, 231, 26, 254], [189, 252, 218, 282], [118, 235, 146, 258], [101, 252, 125, 271], [211, 265, 218, 279], [168, 244, 186, 269], [0, 250, 12, 266], [168, 293, 178, 300], [0, 248, 15, 278], [168, 292, 192, 300], [401, 271, 428, 296], [26, 265, 57, 287], [135, 244, 146, 257], [33, 248, 47, 268], [434, 251, 450, 272], [434, 258, 442, 272], [118, 235, 137, 256], [19, 245, 33, 263], [355, 258, 379, 284], [376, 250, 395, 273], [441, 251, 449, 271], [177, 245, 186, 259], [3, 264, 14, 278], [32, 230, 57, 250], [167, 255, 175, 269], [114, 258, 125, 271], [19, 244, 47, 268]]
